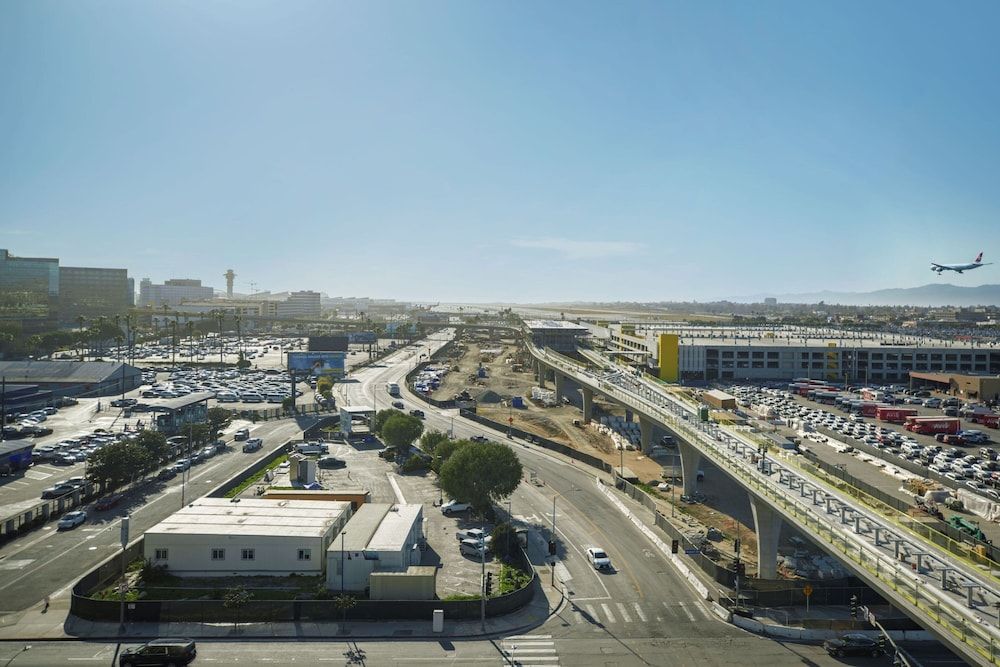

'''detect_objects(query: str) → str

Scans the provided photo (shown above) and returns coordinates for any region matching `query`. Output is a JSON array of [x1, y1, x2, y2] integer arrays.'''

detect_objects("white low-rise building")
[[326, 504, 424, 592], [144, 498, 352, 577]]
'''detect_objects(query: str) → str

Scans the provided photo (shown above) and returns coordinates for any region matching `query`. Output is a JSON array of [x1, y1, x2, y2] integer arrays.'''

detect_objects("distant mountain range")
[[730, 283, 1000, 307]]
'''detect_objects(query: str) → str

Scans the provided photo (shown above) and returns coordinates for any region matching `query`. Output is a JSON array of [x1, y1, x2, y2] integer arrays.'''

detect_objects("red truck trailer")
[[974, 414, 1000, 429], [905, 417, 961, 435], [876, 407, 919, 424]]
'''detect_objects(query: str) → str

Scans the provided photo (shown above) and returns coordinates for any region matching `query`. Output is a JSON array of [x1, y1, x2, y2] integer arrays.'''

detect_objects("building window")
[[211, 548, 225, 561], [298, 549, 311, 561], [154, 548, 168, 561], [241, 549, 255, 561]]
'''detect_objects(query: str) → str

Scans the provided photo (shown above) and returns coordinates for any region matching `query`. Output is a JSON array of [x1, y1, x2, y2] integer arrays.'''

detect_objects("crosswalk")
[[501, 634, 558, 666], [568, 599, 714, 627]]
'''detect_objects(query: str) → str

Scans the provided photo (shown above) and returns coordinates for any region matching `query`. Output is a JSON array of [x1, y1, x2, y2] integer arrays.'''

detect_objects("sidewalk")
[[0, 572, 560, 644]]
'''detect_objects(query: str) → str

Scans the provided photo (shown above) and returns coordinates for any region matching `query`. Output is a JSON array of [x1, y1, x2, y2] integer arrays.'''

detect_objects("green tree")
[[333, 593, 357, 621], [282, 396, 295, 413], [316, 376, 334, 398], [223, 585, 254, 631], [419, 430, 449, 456], [381, 414, 424, 450], [373, 409, 404, 435], [132, 430, 169, 463], [490, 522, 519, 562], [440, 442, 522, 516], [87, 441, 151, 490], [206, 407, 233, 435], [431, 438, 468, 473]]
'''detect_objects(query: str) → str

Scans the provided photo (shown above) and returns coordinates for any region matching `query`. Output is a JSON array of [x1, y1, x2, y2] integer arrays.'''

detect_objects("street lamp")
[[340, 530, 348, 593]]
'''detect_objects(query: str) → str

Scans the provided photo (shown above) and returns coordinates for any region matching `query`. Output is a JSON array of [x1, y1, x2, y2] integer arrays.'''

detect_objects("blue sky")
[[2, 1, 1000, 303]]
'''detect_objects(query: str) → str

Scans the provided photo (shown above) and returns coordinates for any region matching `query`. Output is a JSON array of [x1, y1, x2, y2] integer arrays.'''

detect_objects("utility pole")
[[480, 518, 487, 633], [119, 515, 130, 632], [1, 376, 5, 443]]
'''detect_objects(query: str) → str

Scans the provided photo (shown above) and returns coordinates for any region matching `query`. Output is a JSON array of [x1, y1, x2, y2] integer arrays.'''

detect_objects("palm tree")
[[215, 310, 225, 364], [186, 321, 194, 360], [171, 320, 178, 367], [75, 316, 86, 360]]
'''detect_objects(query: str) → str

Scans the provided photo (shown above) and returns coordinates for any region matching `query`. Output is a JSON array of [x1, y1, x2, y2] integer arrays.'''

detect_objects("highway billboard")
[[287, 351, 346, 378]]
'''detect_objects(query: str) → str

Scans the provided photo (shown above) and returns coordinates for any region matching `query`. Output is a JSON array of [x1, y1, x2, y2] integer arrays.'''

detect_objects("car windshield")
[[593, 550, 607, 559]]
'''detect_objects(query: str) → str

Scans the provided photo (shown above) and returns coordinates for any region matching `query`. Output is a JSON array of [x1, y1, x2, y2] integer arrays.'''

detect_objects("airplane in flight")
[[931, 252, 992, 274]]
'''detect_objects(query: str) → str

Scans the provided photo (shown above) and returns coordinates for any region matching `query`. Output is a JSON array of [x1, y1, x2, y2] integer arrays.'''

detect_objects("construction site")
[[422, 329, 850, 584]]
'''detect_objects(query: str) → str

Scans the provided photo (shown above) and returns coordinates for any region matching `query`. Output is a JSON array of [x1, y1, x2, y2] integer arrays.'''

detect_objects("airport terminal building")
[[602, 324, 1000, 384]]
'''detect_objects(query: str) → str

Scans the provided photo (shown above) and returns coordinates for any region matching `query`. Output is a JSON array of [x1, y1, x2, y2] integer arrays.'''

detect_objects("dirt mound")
[[476, 389, 503, 404]]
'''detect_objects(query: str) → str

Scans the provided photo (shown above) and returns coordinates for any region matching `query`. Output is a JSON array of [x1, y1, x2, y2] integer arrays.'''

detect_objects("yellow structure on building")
[[658, 334, 679, 382]]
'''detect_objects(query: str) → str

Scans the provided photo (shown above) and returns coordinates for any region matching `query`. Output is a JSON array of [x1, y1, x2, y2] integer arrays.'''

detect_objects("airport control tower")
[[224, 269, 236, 299]]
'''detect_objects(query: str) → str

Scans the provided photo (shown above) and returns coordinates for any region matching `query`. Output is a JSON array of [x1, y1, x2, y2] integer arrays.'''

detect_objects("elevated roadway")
[[528, 343, 1000, 667]]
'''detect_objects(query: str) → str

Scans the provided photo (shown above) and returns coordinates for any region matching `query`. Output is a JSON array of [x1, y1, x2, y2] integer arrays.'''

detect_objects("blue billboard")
[[288, 351, 346, 378]]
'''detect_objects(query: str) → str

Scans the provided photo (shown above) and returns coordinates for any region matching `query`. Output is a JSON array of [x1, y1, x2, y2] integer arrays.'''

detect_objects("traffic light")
[[485, 572, 493, 597], [735, 561, 746, 576], [850, 595, 859, 618], [548, 540, 557, 556], [671, 539, 679, 554]]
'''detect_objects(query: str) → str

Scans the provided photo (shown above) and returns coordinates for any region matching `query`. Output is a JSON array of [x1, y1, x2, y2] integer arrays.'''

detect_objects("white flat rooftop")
[[145, 498, 351, 539]]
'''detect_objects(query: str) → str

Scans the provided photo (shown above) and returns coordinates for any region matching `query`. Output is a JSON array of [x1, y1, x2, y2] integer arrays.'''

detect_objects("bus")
[[387, 383, 400, 397]]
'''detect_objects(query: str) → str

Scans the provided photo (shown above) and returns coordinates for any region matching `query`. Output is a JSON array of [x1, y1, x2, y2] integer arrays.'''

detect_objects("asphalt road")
[[0, 416, 316, 614], [330, 333, 852, 665]]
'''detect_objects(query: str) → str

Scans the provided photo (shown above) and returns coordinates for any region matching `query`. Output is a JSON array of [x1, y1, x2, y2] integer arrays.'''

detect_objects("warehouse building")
[[326, 503, 424, 592], [909, 372, 1000, 402], [604, 324, 1000, 383], [0, 361, 141, 398], [144, 498, 352, 577]]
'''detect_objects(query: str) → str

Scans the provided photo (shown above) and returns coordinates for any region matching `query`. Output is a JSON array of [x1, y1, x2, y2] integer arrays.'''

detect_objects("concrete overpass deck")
[[528, 343, 1000, 667]]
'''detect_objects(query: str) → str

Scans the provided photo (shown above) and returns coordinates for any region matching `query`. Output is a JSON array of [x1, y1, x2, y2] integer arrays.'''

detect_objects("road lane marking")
[[584, 604, 598, 621], [616, 602, 631, 623], [633, 602, 647, 622], [601, 602, 616, 623], [675, 601, 697, 622]]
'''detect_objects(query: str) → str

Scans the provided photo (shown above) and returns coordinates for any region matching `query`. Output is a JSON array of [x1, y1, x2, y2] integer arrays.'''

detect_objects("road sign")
[[684, 548, 700, 556], [802, 584, 813, 597]]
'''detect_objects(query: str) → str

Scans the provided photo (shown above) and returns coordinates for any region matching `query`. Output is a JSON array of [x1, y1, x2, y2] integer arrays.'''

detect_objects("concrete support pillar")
[[537, 362, 547, 388], [749, 495, 783, 580], [677, 439, 701, 495], [639, 416, 655, 454], [581, 388, 593, 424], [554, 372, 566, 402]]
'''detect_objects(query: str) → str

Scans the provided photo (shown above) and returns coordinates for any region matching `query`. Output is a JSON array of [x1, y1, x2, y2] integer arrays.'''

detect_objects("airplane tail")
[[975, 252, 983, 263]]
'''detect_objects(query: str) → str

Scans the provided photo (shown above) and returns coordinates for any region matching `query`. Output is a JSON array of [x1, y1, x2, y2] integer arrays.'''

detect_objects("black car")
[[822, 633, 882, 658], [119, 638, 196, 666], [317, 456, 346, 469], [409, 409, 425, 418]]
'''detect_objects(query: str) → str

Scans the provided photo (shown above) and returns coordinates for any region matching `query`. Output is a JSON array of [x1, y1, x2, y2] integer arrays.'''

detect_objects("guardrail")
[[529, 344, 1000, 665]]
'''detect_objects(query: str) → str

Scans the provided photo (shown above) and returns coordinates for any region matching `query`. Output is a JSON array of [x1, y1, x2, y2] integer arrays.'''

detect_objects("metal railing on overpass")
[[529, 343, 1000, 666]]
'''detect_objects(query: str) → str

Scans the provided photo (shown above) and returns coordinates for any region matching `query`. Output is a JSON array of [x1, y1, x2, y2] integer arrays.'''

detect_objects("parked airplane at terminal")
[[931, 252, 991, 274]]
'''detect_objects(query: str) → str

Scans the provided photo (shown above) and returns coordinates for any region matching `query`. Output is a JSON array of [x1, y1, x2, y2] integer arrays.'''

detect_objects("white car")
[[586, 547, 612, 571], [57, 510, 87, 530], [441, 500, 471, 516]]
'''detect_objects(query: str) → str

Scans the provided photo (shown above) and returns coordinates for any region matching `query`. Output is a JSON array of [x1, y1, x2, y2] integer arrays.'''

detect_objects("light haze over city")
[[3, 1, 999, 302]]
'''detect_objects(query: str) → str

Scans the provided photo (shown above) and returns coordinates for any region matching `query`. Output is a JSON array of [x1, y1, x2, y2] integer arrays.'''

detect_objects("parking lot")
[[727, 383, 1000, 502], [249, 436, 501, 597]]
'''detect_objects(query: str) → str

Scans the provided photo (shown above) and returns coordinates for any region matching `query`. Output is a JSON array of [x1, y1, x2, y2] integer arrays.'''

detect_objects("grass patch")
[[636, 483, 663, 499], [497, 564, 532, 595], [225, 455, 288, 498], [442, 593, 481, 601]]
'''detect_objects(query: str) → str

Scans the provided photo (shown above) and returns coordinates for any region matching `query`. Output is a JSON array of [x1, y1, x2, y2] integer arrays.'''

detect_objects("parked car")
[[157, 468, 177, 481], [57, 510, 87, 530], [41, 484, 77, 499], [823, 633, 882, 658], [456, 527, 492, 544], [119, 638, 197, 666], [317, 456, 346, 469], [459, 538, 488, 558], [441, 500, 471, 515]]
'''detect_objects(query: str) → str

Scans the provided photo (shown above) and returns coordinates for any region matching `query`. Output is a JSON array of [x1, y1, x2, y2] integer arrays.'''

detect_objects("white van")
[[296, 442, 328, 455]]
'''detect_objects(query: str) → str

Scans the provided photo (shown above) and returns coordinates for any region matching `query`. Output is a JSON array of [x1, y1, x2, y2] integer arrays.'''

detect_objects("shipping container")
[[876, 407, 919, 424]]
